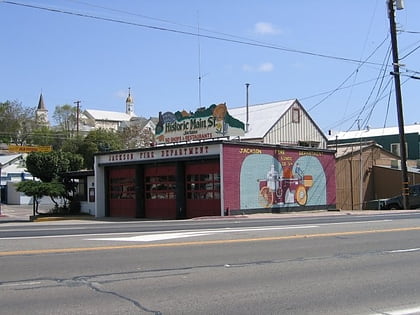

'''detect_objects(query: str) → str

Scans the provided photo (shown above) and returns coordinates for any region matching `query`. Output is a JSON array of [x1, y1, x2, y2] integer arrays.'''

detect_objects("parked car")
[[381, 184, 420, 210]]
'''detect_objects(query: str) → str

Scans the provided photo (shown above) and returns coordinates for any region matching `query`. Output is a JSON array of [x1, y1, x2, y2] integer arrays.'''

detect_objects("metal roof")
[[84, 109, 135, 122], [328, 124, 420, 141], [229, 99, 296, 139]]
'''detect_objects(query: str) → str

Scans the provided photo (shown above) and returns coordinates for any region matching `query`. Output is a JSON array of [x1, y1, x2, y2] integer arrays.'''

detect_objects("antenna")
[[197, 11, 202, 108]]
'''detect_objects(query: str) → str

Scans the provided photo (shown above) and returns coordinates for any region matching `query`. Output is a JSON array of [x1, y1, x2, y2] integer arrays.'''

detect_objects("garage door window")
[[110, 177, 135, 199], [186, 173, 220, 200], [145, 175, 176, 199]]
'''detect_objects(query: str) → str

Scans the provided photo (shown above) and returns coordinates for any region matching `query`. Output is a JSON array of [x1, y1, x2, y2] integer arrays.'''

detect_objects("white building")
[[229, 99, 327, 148]]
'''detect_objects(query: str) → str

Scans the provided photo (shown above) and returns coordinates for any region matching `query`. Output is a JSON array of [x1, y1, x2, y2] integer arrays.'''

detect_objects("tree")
[[118, 124, 155, 149], [79, 129, 123, 169], [15, 180, 65, 214], [0, 100, 36, 145], [25, 151, 84, 182], [23, 151, 84, 212], [53, 104, 78, 138]]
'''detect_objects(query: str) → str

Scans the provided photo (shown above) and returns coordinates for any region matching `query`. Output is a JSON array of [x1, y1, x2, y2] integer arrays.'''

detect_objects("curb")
[[30, 215, 95, 222]]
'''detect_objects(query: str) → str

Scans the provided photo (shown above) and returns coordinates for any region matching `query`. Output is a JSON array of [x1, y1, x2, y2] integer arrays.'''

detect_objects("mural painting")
[[222, 144, 336, 211]]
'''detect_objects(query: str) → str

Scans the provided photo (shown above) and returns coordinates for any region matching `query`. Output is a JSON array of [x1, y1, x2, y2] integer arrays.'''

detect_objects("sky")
[[1, 0, 420, 135]]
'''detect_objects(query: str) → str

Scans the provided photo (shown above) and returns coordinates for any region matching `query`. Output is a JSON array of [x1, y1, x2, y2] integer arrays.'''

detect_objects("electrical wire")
[[307, 36, 390, 113], [1, 0, 391, 68], [400, 43, 420, 60]]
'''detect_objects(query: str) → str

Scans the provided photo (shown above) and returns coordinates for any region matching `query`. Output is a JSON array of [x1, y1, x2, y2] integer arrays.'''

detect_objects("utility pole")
[[245, 83, 250, 133], [387, 0, 409, 209], [74, 100, 81, 137]]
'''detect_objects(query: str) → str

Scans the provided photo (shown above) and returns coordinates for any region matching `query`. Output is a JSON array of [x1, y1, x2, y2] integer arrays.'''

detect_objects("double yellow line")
[[2, 226, 420, 257]]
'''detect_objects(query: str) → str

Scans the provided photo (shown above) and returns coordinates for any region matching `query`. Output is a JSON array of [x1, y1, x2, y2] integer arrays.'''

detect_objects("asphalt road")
[[1, 211, 420, 314]]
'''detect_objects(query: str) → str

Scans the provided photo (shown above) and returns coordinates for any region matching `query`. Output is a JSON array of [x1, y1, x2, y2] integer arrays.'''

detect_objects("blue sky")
[[1, 0, 419, 134]]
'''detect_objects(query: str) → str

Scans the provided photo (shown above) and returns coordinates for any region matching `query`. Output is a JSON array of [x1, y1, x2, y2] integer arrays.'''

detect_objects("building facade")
[[230, 99, 328, 148], [93, 141, 336, 219]]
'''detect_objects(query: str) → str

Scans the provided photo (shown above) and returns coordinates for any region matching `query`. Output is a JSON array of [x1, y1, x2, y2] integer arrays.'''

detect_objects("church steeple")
[[36, 93, 49, 126], [126, 87, 134, 116]]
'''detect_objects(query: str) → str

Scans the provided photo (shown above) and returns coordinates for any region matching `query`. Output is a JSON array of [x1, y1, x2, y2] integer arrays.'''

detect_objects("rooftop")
[[229, 99, 296, 139], [328, 124, 420, 141]]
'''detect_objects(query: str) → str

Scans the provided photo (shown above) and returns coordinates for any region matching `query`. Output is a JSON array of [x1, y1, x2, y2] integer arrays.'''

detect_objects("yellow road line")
[[1, 226, 420, 257]]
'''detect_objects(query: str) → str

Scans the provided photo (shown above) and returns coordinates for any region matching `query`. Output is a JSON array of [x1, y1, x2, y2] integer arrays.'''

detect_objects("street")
[[1, 211, 420, 314]]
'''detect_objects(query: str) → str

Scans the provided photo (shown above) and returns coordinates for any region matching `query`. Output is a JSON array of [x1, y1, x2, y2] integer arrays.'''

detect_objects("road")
[[1, 212, 420, 314]]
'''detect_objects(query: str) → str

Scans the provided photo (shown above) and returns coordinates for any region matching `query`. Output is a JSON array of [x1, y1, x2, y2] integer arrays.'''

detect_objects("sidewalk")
[[0, 203, 418, 223], [0, 204, 34, 222]]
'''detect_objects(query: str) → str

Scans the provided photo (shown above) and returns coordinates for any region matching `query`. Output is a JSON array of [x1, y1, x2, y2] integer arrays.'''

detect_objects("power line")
[[307, 35, 389, 113], [401, 30, 420, 34], [2, 0, 390, 67]]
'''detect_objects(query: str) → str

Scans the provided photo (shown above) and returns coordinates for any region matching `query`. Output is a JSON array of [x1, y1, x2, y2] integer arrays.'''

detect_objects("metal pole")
[[74, 100, 81, 137], [387, 0, 409, 209], [245, 83, 250, 133]]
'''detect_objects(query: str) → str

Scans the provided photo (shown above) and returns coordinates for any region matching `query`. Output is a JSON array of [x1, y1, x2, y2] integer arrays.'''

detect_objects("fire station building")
[[93, 100, 336, 219]]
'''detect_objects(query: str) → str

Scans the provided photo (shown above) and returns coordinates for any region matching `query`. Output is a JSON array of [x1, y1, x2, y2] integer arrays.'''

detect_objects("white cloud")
[[243, 62, 274, 73], [258, 62, 274, 72], [254, 22, 282, 35]]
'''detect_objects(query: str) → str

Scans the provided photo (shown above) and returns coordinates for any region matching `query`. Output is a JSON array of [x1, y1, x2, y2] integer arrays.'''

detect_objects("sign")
[[98, 144, 221, 165], [8, 145, 52, 153], [155, 103, 245, 144]]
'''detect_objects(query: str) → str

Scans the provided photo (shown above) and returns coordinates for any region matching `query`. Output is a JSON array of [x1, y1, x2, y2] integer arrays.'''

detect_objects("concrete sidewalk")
[[0, 204, 36, 222], [0, 203, 418, 223]]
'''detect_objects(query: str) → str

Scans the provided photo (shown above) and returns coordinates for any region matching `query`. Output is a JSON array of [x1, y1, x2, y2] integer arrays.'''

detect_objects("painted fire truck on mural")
[[258, 164, 313, 207]]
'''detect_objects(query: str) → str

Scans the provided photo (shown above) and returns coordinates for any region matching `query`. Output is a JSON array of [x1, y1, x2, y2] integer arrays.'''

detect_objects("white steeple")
[[126, 87, 134, 116]]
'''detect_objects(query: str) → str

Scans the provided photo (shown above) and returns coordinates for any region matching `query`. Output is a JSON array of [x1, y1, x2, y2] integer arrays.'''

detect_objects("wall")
[[265, 104, 327, 148], [335, 148, 379, 210], [222, 143, 336, 212], [372, 166, 420, 198], [80, 175, 95, 215]]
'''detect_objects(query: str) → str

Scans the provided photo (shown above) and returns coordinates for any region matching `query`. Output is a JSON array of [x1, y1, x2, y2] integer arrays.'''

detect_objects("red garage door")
[[186, 161, 221, 218], [145, 164, 177, 219], [108, 167, 136, 217]]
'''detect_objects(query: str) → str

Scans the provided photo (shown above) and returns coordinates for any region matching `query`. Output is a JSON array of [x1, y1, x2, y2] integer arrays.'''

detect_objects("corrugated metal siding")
[[264, 106, 327, 148]]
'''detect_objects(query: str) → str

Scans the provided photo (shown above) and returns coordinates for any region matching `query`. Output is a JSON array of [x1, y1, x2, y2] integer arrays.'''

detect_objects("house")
[[0, 153, 31, 204], [328, 124, 420, 160], [229, 99, 328, 149]]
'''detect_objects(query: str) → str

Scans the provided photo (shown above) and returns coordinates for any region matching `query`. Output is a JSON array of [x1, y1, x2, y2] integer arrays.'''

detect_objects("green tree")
[[23, 151, 84, 212], [26, 151, 84, 182], [0, 100, 36, 145], [79, 129, 123, 169], [15, 180, 65, 214]]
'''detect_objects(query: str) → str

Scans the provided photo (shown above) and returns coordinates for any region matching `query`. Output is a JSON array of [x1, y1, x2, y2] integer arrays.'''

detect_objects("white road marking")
[[87, 231, 214, 242], [86, 225, 319, 242], [371, 305, 420, 315], [387, 248, 420, 253]]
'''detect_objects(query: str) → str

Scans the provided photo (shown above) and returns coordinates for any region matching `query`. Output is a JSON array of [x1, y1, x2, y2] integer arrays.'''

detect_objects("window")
[[145, 175, 176, 200], [292, 108, 300, 123], [298, 141, 320, 148], [186, 172, 220, 200], [110, 177, 135, 199], [391, 142, 408, 157]]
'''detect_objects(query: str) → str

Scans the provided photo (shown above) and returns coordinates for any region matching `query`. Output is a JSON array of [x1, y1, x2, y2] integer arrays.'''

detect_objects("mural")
[[223, 145, 335, 211]]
